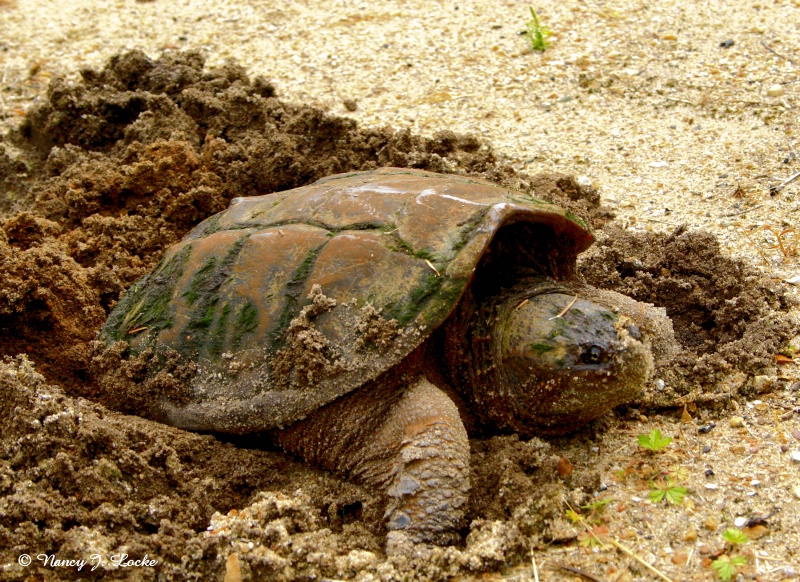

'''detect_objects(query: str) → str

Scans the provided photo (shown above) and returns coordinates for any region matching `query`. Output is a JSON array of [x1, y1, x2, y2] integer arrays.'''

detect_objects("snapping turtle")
[[101, 168, 668, 543]]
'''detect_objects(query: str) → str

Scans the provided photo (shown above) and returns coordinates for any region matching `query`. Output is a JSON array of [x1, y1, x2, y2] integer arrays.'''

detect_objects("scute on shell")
[[100, 168, 593, 432]]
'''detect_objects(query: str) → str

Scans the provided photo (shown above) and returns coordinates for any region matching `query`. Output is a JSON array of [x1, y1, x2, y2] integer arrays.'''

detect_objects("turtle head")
[[485, 292, 653, 435]]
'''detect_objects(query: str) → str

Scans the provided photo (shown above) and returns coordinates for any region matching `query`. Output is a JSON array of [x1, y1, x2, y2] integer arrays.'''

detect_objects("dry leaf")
[[557, 456, 573, 477], [744, 525, 770, 540]]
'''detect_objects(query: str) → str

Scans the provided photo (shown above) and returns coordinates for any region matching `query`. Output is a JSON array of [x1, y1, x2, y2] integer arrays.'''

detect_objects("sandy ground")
[[1, 0, 799, 265], [1, 0, 800, 581]]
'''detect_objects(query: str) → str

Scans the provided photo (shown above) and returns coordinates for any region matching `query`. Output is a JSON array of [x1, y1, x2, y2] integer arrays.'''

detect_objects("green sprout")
[[712, 554, 748, 581], [667, 464, 689, 484], [721, 528, 749, 546], [581, 497, 612, 514], [637, 429, 673, 452], [712, 528, 749, 580], [649, 477, 687, 504], [525, 6, 551, 52], [577, 525, 611, 550]]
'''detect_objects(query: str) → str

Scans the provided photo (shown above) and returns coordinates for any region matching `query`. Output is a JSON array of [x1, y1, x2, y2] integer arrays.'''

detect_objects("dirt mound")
[[0, 356, 384, 582], [0, 51, 796, 581], [580, 226, 798, 408]]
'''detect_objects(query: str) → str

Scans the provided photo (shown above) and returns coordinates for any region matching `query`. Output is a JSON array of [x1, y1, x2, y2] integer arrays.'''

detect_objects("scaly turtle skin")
[[101, 168, 661, 544]]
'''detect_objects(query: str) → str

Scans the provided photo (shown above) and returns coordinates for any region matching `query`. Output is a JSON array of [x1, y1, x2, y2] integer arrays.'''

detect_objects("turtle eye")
[[581, 344, 606, 365]]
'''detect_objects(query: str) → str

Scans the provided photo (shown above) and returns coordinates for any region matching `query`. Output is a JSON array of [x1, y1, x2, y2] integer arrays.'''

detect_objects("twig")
[[606, 537, 675, 582], [0, 64, 8, 114], [424, 259, 440, 276], [723, 204, 763, 217], [549, 295, 578, 320], [762, 226, 797, 257], [742, 228, 772, 265], [552, 562, 606, 582], [770, 169, 800, 195], [664, 96, 697, 106], [760, 40, 797, 66], [564, 500, 676, 582], [531, 553, 539, 582]]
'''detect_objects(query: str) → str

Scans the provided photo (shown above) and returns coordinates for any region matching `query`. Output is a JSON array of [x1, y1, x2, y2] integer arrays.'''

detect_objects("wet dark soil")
[[0, 51, 796, 581]]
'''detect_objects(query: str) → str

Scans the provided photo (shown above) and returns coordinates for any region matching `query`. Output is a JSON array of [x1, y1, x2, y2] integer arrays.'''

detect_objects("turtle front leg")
[[276, 376, 470, 544]]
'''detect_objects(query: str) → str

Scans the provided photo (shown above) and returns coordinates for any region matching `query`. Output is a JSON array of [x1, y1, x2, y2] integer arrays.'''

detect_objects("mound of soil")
[[580, 226, 798, 408], [0, 51, 796, 581]]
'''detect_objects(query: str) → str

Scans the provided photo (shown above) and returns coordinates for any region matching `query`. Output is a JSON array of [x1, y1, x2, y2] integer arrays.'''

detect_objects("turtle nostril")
[[626, 322, 642, 340], [582, 344, 606, 365]]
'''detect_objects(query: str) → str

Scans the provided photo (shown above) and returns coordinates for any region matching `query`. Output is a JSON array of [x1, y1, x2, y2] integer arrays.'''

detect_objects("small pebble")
[[702, 445, 711, 453], [791, 450, 800, 462], [705, 483, 719, 490], [753, 377, 773, 393], [705, 468, 714, 477], [698, 423, 715, 434], [766, 84, 785, 98], [343, 99, 358, 112], [734, 516, 748, 527], [703, 517, 719, 531], [730, 416, 744, 427]]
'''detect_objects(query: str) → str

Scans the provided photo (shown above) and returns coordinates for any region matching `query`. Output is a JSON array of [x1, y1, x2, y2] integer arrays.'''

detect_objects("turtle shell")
[[101, 168, 593, 433]]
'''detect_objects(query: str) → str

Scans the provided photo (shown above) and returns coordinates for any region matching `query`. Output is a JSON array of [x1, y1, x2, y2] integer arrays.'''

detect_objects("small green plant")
[[566, 497, 612, 525], [525, 6, 551, 52], [711, 528, 749, 580], [721, 528, 749, 546], [637, 429, 673, 452], [581, 497, 612, 514], [711, 555, 747, 581], [649, 476, 687, 504], [667, 463, 689, 483], [577, 524, 610, 550]]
